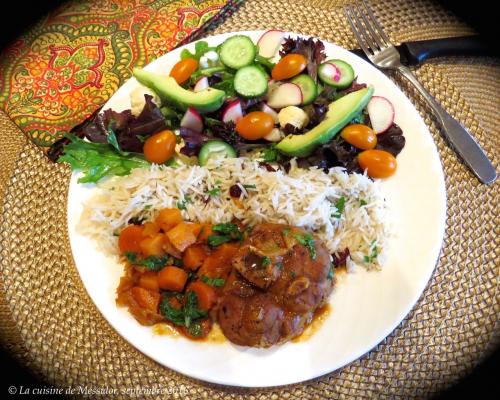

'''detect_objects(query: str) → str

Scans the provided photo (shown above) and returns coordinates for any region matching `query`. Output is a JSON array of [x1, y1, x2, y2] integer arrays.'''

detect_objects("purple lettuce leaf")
[[280, 36, 326, 83]]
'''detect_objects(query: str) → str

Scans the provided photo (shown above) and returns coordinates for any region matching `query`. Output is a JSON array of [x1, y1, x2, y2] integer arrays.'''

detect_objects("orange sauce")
[[152, 323, 180, 337], [205, 323, 226, 343], [292, 304, 331, 343]]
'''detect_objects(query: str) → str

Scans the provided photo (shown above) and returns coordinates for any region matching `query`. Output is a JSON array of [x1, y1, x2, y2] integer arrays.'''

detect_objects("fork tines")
[[345, 0, 393, 56]]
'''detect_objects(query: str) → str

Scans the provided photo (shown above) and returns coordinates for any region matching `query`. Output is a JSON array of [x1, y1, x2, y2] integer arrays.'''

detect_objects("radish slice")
[[367, 96, 395, 134], [180, 107, 203, 133], [261, 103, 279, 124], [193, 77, 209, 92], [267, 83, 303, 109], [221, 100, 243, 124], [321, 63, 341, 82], [257, 30, 285, 58]]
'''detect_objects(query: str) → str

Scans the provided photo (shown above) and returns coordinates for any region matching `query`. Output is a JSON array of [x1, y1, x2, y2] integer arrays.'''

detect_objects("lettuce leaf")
[[280, 36, 326, 83], [58, 134, 149, 183]]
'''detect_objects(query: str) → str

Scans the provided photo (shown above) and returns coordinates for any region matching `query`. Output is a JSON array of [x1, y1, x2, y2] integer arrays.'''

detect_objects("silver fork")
[[345, 0, 497, 184]]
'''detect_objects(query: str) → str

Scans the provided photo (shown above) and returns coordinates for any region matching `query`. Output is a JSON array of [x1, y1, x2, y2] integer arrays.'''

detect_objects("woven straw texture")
[[1, 0, 499, 398]]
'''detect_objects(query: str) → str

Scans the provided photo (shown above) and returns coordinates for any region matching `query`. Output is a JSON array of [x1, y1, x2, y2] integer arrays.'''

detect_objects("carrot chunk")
[[139, 233, 165, 257], [198, 242, 239, 280], [162, 235, 182, 258], [118, 225, 144, 253], [183, 244, 209, 270], [166, 222, 198, 252], [197, 224, 214, 243], [131, 286, 160, 313], [142, 221, 161, 238], [138, 271, 159, 292], [156, 208, 183, 232], [157, 266, 188, 292], [187, 281, 217, 311]]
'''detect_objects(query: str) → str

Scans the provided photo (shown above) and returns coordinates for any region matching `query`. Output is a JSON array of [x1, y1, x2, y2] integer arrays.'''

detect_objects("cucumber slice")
[[290, 74, 318, 105], [219, 35, 256, 69], [318, 59, 355, 89], [198, 140, 236, 166], [234, 65, 268, 97]]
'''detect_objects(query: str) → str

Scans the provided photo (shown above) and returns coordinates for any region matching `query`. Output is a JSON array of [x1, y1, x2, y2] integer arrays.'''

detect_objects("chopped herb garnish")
[[276, 262, 283, 270], [360, 199, 368, 207], [363, 240, 379, 263], [207, 187, 221, 196], [331, 197, 346, 219], [176, 195, 191, 210], [294, 233, 317, 260], [262, 146, 280, 162], [242, 184, 256, 190], [262, 256, 272, 267], [159, 291, 207, 329], [144, 204, 152, 210], [290, 270, 297, 279], [282, 227, 291, 237], [207, 223, 243, 247], [201, 275, 226, 287], [207, 235, 233, 247], [124, 252, 181, 271], [187, 321, 202, 337]]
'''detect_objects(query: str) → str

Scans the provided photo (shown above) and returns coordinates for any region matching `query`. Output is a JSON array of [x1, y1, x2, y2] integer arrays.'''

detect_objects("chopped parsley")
[[360, 199, 368, 207], [363, 240, 379, 263], [294, 233, 317, 260], [262, 256, 272, 267], [262, 146, 280, 162], [276, 262, 283, 270], [331, 197, 346, 219], [242, 184, 256, 190], [176, 195, 191, 210], [282, 227, 291, 237], [201, 275, 226, 287], [207, 186, 221, 196], [207, 223, 243, 247], [159, 291, 207, 335], [124, 252, 182, 271], [144, 204, 152, 210], [290, 270, 297, 279]]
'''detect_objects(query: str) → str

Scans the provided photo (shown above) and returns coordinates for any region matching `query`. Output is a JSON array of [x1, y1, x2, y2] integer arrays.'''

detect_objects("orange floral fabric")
[[0, 0, 240, 146]]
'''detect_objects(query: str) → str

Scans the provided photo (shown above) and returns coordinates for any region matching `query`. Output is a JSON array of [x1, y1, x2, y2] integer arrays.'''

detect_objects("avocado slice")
[[133, 68, 225, 114], [276, 86, 374, 157]]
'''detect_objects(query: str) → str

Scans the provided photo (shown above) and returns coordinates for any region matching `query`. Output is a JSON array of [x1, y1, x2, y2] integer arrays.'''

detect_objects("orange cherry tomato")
[[169, 58, 198, 85], [358, 149, 397, 179], [340, 124, 377, 150], [143, 130, 176, 164], [271, 53, 307, 80], [235, 111, 274, 140], [118, 225, 144, 254]]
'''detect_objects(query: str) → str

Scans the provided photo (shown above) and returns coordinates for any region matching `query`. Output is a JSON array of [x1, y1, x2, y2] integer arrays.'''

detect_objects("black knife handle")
[[400, 35, 495, 65], [350, 35, 496, 65]]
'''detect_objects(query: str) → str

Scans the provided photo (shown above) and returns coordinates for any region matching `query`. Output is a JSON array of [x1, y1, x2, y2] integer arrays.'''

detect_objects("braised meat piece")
[[218, 224, 334, 347]]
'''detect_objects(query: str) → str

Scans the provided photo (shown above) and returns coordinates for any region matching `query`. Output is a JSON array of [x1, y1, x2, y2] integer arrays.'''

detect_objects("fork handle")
[[397, 65, 497, 184]]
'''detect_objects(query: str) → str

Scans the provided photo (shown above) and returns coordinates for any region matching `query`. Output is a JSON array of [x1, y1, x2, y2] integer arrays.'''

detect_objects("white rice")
[[78, 158, 391, 269]]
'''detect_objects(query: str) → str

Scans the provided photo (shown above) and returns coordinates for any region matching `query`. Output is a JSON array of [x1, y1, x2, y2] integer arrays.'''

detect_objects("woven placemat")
[[1, 0, 498, 398]]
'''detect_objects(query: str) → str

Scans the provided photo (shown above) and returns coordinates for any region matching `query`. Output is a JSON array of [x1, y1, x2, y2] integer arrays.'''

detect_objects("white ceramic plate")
[[67, 31, 446, 387]]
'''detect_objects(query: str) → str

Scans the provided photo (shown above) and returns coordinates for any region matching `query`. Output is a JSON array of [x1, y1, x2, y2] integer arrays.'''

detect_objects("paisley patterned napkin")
[[0, 0, 241, 146]]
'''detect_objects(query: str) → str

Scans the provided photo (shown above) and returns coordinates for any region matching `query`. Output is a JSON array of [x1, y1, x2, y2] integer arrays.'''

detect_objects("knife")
[[349, 35, 496, 65]]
